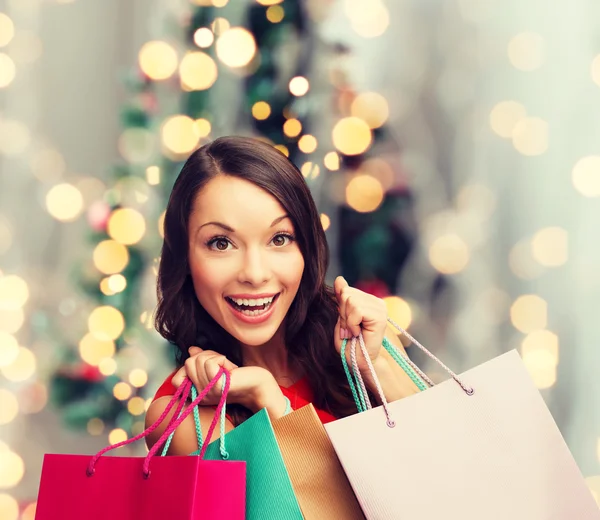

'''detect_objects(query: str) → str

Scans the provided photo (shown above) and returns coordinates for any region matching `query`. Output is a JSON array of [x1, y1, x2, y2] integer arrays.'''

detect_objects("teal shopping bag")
[[164, 385, 303, 520]]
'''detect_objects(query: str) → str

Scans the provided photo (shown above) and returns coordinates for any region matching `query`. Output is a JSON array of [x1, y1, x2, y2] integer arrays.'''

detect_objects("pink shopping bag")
[[35, 368, 246, 520], [325, 326, 600, 520]]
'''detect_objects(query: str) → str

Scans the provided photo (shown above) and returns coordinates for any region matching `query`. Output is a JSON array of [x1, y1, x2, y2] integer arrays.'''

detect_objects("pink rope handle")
[[86, 378, 193, 476], [143, 367, 230, 477]]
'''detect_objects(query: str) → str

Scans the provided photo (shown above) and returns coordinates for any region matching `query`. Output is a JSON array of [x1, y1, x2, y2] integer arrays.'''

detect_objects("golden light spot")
[[289, 76, 309, 96], [0, 14, 15, 47], [0, 275, 28, 310], [572, 156, 600, 197], [158, 210, 166, 239], [332, 117, 372, 155], [508, 32, 545, 71], [351, 92, 389, 129], [298, 134, 317, 154], [161, 115, 199, 155], [256, 0, 283, 4], [93, 240, 129, 275], [0, 347, 36, 382], [128, 396, 146, 416], [345, 0, 389, 38], [300, 162, 320, 179], [0, 54, 16, 88], [531, 227, 568, 267], [108, 428, 128, 445], [510, 295, 547, 333], [88, 306, 125, 341], [384, 296, 412, 329], [0, 450, 24, 488], [0, 389, 18, 425], [489, 101, 527, 139], [266, 5, 285, 23], [512, 117, 548, 156], [99, 357, 117, 376], [428, 234, 470, 274], [138, 41, 178, 80], [522, 330, 559, 389], [0, 494, 18, 520], [320, 213, 331, 231], [87, 418, 104, 435], [0, 332, 18, 367], [216, 28, 256, 68], [21, 502, 37, 520], [252, 101, 271, 120], [193, 28, 214, 50], [211, 17, 230, 35], [346, 175, 384, 213], [79, 333, 116, 366], [129, 368, 148, 388], [324, 151, 340, 171], [107, 208, 146, 245], [179, 52, 218, 90], [146, 166, 160, 185], [113, 382, 132, 401], [194, 118, 212, 138], [0, 308, 23, 334], [283, 118, 302, 137], [45, 184, 84, 222]]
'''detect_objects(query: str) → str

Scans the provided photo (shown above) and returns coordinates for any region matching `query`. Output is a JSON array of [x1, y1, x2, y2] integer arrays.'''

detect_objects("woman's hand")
[[334, 276, 388, 372], [171, 347, 287, 417]]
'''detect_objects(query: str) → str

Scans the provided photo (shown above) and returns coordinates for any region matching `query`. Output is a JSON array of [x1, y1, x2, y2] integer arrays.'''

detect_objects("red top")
[[152, 372, 337, 425]]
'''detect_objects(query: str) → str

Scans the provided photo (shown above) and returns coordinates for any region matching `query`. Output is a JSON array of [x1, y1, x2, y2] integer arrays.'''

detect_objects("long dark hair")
[[155, 136, 358, 423]]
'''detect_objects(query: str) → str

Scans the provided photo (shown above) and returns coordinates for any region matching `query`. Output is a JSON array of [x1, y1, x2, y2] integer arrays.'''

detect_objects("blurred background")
[[2, 0, 600, 515]]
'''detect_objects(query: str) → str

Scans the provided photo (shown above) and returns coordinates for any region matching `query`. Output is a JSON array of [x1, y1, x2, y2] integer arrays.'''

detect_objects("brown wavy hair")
[[155, 136, 358, 424]]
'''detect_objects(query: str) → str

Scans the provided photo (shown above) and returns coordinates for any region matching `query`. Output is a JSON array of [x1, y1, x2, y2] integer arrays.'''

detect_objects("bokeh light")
[[320, 213, 331, 231], [508, 32, 545, 71], [384, 296, 412, 330], [99, 357, 117, 376], [522, 330, 559, 389], [298, 134, 317, 154], [346, 174, 384, 213], [88, 306, 125, 341], [113, 382, 132, 401], [0, 119, 30, 156], [161, 115, 199, 155], [93, 240, 129, 275], [0, 494, 18, 520], [510, 295, 547, 333], [0, 389, 18, 425], [283, 118, 302, 137], [109, 428, 128, 444], [266, 5, 285, 23], [0, 14, 15, 47], [129, 368, 148, 388], [128, 396, 146, 416], [0, 449, 24, 488], [345, 0, 390, 38], [300, 162, 320, 179], [512, 117, 548, 156], [194, 28, 214, 48], [138, 41, 178, 80], [351, 92, 389, 129], [107, 208, 146, 245], [324, 151, 340, 171], [332, 117, 372, 155], [79, 333, 116, 366], [252, 101, 271, 120], [489, 101, 527, 139], [87, 418, 104, 436], [118, 128, 154, 164], [0, 275, 29, 310], [0, 308, 24, 334], [531, 227, 568, 267], [194, 118, 212, 138], [0, 54, 16, 88], [289, 76, 309, 96], [216, 28, 256, 68], [428, 234, 470, 274], [45, 183, 84, 222], [0, 347, 36, 382], [17, 382, 48, 414], [180, 52, 218, 90], [0, 332, 19, 367], [572, 156, 600, 197]]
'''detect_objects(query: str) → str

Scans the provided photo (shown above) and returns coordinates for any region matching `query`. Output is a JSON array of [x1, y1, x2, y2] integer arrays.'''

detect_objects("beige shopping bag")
[[273, 404, 365, 520], [325, 328, 600, 520]]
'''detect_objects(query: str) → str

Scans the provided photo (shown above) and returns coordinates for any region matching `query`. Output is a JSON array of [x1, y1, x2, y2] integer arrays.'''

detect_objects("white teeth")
[[230, 295, 275, 307]]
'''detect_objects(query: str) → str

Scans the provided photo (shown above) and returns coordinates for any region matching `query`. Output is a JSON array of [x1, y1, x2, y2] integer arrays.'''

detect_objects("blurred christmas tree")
[[49, 0, 416, 439]]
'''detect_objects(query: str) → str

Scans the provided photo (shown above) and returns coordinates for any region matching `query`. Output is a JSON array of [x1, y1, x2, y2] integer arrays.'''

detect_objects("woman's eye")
[[208, 238, 231, 251], [272, 234, 292, 247]]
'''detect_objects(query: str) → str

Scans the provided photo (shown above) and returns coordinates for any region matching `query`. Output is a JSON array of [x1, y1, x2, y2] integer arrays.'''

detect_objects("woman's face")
[[188, 175, 305, 347]]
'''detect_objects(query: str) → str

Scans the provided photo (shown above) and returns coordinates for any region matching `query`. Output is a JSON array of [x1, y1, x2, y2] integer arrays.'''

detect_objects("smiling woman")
[[145, 136, 419, 455]]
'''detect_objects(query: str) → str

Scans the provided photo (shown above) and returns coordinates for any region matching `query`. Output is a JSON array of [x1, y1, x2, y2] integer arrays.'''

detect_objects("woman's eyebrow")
[[197, 214, 290, 234]]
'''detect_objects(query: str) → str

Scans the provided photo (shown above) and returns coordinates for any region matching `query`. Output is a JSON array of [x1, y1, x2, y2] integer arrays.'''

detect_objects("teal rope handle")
[[161, 375, 229, 458], [382, 337, 429, 392], [341, 338, 368, 412]]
